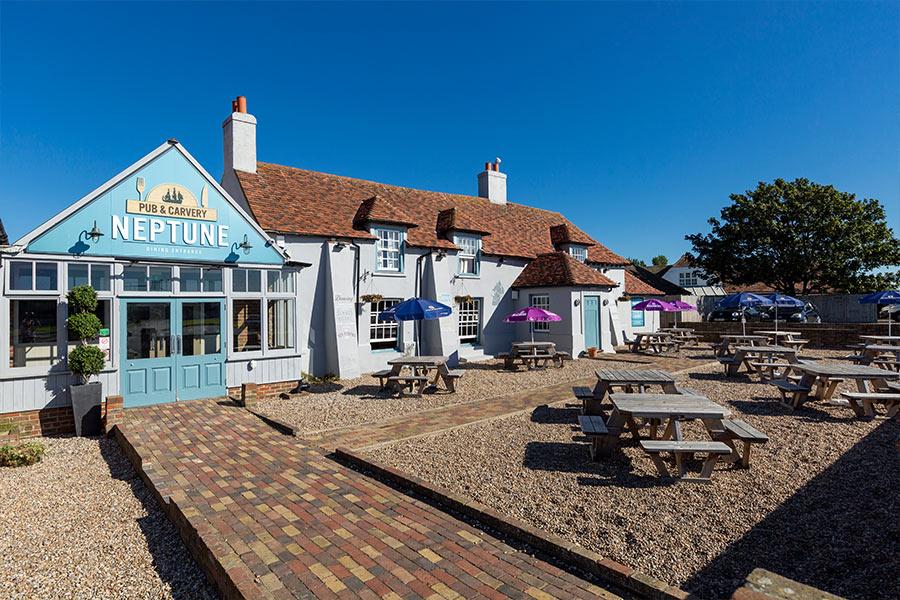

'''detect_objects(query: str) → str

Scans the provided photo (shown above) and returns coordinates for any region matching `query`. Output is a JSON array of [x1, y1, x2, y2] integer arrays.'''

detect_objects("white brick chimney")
[[223, 96, 256, 174], [477, 159, 507, 205]]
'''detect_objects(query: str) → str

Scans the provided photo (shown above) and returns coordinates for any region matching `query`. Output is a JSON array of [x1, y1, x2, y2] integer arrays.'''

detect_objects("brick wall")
[[690, 322, 895, 349], [227, 379, 300, 402], [0, 406, 75, 438], [1, 395, 126, 439]]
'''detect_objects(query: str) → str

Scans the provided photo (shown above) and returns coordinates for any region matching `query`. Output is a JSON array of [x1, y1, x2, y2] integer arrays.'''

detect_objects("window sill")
[[372, 271, 405, 278], [455, 274, 480, 279]]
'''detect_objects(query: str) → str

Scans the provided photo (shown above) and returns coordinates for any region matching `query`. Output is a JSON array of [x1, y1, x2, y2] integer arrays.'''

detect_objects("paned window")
[[370, 298, 400, 350], [458, 298, 482, 344], [569, 246, 587, 262], [375, 228, 403, 272], [455, 235, 481, 276], [531, 294, 551, 332], [631, 297, 645, 327]]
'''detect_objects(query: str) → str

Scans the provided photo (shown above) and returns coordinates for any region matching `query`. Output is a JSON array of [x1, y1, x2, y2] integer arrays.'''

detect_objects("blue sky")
[[2, 1, 897, 264]]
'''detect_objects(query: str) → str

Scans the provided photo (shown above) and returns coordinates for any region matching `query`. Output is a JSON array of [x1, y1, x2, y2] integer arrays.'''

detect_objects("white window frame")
[[66, 262, 113, 293], [120, 263, 175, 295], [569, 246, 588, 263], [228, 268, 298, 359], [374, 228, 404, 273], [178, 266, 225, 295], [454, 234, 481, 277], [6, 260, 60, 295], [457, 298, 482, 345], [530, 294, 551, 332], [370, 298, 401, 350]]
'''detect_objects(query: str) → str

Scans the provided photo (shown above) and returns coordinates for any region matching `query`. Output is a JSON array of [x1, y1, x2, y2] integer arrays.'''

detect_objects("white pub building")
[[0, 96, 662, 436]]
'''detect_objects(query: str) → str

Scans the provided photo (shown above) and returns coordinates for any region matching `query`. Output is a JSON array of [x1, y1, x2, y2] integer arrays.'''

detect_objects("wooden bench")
[[674, 386, 700, 396], [578, 414, 620, 460], [842, 354, 867, 364], [888, 381, 900, 392], [497, 352, 516, 370], [386, 375, 429, 397], [707, 419, 768, 468], [573, 386, 594, 400], [442, 369, 465, 392], [749, 361, 791, 381], [782, 339, 809, 351], [840, 392, 900, 419], [872, 358, 900, 371], [639, 440, 732, 481], [717, 356, 742, 376], [770, 379, 812, 408], [372, 369, 394, 389], [552, 351, 571, 368]]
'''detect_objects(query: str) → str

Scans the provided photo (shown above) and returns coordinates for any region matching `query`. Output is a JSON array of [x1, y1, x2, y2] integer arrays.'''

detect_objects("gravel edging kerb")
[[333, 446, 692, 600]]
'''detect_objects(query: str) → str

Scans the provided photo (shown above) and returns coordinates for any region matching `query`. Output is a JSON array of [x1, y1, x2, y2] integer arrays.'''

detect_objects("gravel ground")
[[257, 354, 698, 434], [0, 436, 217, 600], [369, 350, 899, 600]]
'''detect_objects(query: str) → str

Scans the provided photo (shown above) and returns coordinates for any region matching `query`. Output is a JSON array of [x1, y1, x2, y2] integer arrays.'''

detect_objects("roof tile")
[[512, 252, 617, 289], [236, 163, 629, 262]]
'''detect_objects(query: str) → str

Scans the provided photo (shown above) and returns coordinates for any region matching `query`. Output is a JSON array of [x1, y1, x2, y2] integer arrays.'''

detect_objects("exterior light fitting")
[[238, 234, 253, 253], [87, 220, 104, 243]]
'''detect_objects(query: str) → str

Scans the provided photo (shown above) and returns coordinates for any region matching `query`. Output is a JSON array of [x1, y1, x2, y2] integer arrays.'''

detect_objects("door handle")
[[177, 335, 182, 355]]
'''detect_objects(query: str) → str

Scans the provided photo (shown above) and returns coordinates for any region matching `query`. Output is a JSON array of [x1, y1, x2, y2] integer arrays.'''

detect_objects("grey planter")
[[70, 382, 103, 437]]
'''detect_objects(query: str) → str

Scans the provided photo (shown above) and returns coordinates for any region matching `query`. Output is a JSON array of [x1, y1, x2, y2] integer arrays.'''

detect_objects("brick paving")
[[305, 353, 712, 452], [118, 401, 630, 599]]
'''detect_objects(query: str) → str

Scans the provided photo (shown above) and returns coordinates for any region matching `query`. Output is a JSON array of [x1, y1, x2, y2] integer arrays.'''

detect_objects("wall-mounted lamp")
[[331, 238, 347, 251], [238, 234, 253, 254], [435, 250, 447, 261], [87, 220, 104, 243], [602, 299, 610, 306], [497, 256, 505, 265]]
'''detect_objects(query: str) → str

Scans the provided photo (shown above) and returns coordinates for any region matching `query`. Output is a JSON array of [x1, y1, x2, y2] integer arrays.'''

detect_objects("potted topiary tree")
[[67, 285, 105, 436]]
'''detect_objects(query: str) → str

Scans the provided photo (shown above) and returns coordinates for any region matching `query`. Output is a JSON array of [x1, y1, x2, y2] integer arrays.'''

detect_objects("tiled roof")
[[628, 264, 690, 296], [353, 195, 417, 229], [724, 282, 777, 294], [549, 224, 595, 247], [512, 252, 617, 289], [624, 270, 665, 296], [236, 163, 629, 262], [671, 253, 694, 268]]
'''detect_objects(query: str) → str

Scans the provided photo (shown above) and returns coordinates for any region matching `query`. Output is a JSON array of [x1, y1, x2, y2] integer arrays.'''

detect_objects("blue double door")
[[121, 298, 226, 406]]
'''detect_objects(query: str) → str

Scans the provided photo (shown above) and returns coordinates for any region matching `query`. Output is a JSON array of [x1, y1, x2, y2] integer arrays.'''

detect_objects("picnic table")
[[772, 362, 900, 408], [586, 368, 677, 414], [712, 334, 769, 357], [859, 335, 900, 346], [846, 345, 900, 370], [756, 330, 802, 340], [660, 327, 701, 346], [382, 356, 464, 395], [719, 345, 800, 377], [629, 332, 678, 354], [501, 341, 566, 370]]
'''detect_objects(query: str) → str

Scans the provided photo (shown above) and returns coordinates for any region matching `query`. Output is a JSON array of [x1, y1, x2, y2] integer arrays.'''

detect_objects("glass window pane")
[[181, 267, 202, 293], [232, 268, 247, 293], [267, 270, 294, 294], [531, 295, 551, 332], [182, 302, 221, 356], [68, 264, 90, 289], [10, 261, 33, 290], [123, 266, 147, 291], [35, 262, 58, 290], [9, 299, 59, 367], [247, 269, 261, 293], [91, 264, 111, 291], [370, 298, 400, 350], [148, 267, 172, 292], [203, 269, 223, 292], [125, 303, 171, 359], [232, 299, 261, 352], [631, 297, 645, 327], [267, 299, 295, 350]]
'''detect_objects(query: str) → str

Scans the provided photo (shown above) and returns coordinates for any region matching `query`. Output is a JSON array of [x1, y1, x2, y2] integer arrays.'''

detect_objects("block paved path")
[[119, 401, 629, 599], [304, 354, 712, 452]]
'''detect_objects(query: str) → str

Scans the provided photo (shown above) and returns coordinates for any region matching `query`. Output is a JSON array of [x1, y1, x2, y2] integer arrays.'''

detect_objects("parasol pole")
[[531, 321, 535, 343]]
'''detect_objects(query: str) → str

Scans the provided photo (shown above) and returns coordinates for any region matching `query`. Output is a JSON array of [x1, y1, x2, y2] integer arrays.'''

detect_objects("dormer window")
[[374, 227, 404, 272], [454, 234, 481, 276], [568, 245, 587, 263]]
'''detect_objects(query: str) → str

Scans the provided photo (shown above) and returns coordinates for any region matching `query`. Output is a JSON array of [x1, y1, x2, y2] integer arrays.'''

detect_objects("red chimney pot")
[[236, 96, 247, 113]]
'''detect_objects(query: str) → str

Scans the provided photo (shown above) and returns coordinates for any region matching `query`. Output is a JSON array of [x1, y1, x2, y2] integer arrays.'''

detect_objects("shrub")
[[68, 345, 105, 381], [0, 441, 46, 467], [66, 285, 103, 384], [0, 423, 18, 435]]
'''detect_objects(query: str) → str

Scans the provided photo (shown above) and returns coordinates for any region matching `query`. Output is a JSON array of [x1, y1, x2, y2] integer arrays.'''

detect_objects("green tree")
[[686, 178, 900, 294], [651, 255, 668, 267], [628, 257, 648, 268]]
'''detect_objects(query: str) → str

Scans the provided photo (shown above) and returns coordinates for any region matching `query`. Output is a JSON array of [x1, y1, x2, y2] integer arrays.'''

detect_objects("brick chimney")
[[223, 95, 256, 174], [477, 159, 507, 205]]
